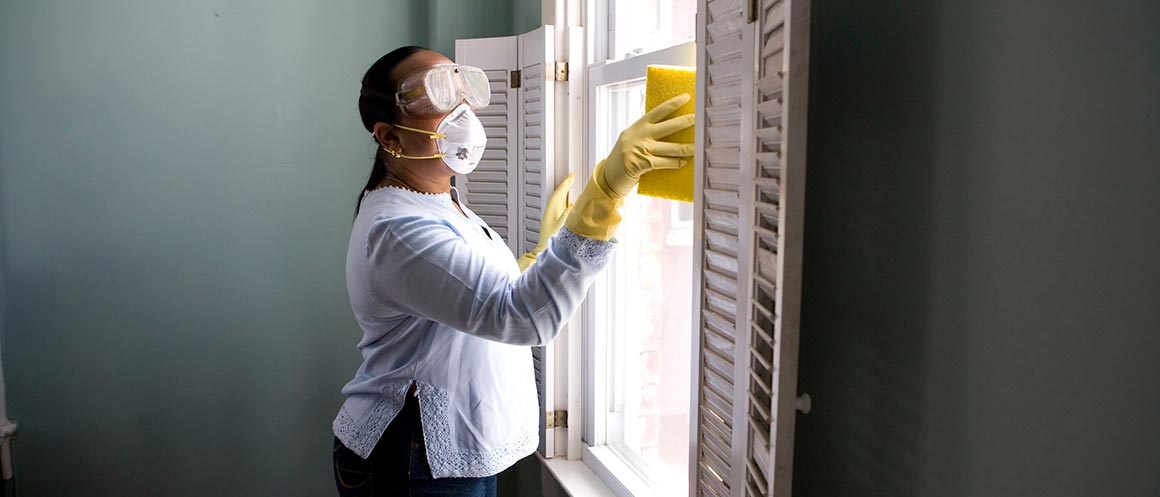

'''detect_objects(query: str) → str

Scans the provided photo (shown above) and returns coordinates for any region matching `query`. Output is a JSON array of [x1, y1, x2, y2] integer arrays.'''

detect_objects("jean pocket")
[[333, 438, 373, 496]]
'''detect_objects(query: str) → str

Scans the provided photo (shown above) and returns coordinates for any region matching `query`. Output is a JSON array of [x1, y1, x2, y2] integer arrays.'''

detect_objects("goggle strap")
[[395, 87, 426, 106], [360, 85, 393, 100]]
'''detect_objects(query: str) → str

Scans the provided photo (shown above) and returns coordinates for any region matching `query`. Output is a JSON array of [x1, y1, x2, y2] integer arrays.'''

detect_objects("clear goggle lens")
[[396, 64, 491, 117]]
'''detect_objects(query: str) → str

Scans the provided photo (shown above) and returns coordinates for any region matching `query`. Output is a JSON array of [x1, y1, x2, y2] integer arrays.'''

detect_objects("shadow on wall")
[[794, 0, 979, 495]]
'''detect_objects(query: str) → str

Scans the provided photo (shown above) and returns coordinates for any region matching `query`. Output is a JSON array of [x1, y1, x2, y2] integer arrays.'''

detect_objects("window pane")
[[610, 0, 697, 61], [595, 80, 692, 496]]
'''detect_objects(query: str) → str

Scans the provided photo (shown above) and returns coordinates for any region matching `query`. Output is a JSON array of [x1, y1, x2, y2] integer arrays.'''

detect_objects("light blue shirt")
[[333, 186, 613, 478]]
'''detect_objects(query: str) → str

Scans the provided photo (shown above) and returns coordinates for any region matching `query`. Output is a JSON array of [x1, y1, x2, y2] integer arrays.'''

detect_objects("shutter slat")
[[700, 437, 732, 476], [702, 386, 734, 429], [760, 28, 785, 58], [704, 326, 736, 358], [755, 74, 783, 94], [704, 248, 740, 274], [749, 344, 774, 372], [704, 188, 741, 210], [704, 210, 740, 233], [468, 171, 507, 182], [705, 288, 737, 316], [476, 160, 508, 171], [699, 462, 731, 497], [756, 97, 783, 118], [708, 127, 742, 148], [703, 311, 737, 342], [706, 13, 745, 42], [749, 369, 773, 397], [706, 34, 744, 60], [700, 406, 733, 441], [763, 1, 786, 33], [465, 181, 510, 194], [706, 105, 742, 127], [755, 126, 781, 147], [703, 366, 735, 405], [704, 270, 739, 299], [707, 0, 744, 16]]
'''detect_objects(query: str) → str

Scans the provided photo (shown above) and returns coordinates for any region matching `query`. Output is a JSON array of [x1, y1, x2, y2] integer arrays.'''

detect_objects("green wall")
[[428, 0, 515, 58], [0, 0, 514, 495], [5, 0, 1156, 495], [794, 0, 1159, 496], [512, 0, 543, 35]]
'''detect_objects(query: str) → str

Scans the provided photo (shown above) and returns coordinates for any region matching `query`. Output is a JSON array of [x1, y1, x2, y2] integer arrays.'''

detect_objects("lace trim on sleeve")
[[555, 226, 616, 267]]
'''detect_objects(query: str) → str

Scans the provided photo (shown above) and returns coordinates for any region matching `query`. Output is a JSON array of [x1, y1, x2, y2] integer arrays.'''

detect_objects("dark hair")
[[354, 45, 429, 217]]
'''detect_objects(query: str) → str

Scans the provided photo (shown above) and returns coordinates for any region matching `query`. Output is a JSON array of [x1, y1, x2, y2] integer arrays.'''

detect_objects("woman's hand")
[[601, 93, 696, 198], [538, 173, 576, 247], [518, 173, 576, 272], [564, 94, 696, 241]]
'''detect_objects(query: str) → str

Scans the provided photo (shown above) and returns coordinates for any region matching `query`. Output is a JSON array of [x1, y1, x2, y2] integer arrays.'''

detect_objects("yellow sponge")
[[639, 64, 696, 203]]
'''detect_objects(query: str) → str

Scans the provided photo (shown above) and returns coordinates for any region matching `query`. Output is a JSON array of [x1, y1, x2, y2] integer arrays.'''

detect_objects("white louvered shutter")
[[455, 37, 520, 253], [747, 0, 809, 494], [693, 0, 750, 495], [456, 27, 561, 459], [692, 0, 810, 495], [516, 25, 558, 458]]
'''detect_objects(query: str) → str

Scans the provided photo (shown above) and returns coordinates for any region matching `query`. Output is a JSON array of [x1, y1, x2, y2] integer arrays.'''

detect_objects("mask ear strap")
[[393, 123, 447, 140], [385, 124, 447, 159], [383, 147, 447, 160]]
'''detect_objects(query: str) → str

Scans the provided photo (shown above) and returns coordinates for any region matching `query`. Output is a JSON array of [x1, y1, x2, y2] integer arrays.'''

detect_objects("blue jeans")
[[333, 393, 497, 497]]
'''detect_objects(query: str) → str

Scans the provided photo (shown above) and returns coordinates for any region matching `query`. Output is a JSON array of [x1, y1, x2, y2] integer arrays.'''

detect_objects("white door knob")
[[796, 393, 812, 414]]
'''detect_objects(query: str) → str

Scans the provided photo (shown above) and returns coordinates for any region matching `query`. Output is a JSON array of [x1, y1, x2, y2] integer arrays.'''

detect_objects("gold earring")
[[382, 146, 402, 158]]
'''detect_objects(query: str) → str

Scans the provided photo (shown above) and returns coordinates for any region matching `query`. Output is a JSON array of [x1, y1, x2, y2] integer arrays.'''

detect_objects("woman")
[[332, 45, 694, 496]]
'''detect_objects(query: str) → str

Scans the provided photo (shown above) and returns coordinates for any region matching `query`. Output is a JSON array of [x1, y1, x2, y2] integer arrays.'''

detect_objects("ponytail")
[[353, 45, 428, 219], [355, 146, 389, 218]]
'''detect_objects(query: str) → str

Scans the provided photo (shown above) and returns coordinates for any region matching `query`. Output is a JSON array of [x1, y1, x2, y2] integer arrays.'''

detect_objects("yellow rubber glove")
[[517, 173, 576, 272], [565, 94, 696, 240]]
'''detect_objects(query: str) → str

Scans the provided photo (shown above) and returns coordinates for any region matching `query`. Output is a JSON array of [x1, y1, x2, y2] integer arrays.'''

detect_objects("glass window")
[[610, 0, 697, 61], [592, 79, 692, 496]]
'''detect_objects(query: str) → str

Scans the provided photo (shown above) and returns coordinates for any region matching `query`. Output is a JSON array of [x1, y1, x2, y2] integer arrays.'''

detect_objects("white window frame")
[[536, 0, 810, 495], [530, 1, 700, 496], [581, 32, 698, 497]]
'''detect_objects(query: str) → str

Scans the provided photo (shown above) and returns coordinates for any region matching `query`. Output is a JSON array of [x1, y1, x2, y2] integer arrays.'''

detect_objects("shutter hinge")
[[747, 0, 758, 23], [510, 69, 522, 89], [550, 61, 569, 82], [546, 410, 568, 429]]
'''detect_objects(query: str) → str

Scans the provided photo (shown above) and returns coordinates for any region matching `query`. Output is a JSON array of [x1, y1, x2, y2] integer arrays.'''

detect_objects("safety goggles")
[[395, 64, 491, 117]]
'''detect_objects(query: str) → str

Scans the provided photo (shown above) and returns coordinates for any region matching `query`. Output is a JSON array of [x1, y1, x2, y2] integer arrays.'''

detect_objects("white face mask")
[[389, 104, 488, 175]]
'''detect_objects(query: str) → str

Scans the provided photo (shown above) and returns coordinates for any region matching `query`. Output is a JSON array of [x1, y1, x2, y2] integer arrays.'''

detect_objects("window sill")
[[538, 454, 618, 497], [580, 445, 657, 497]]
